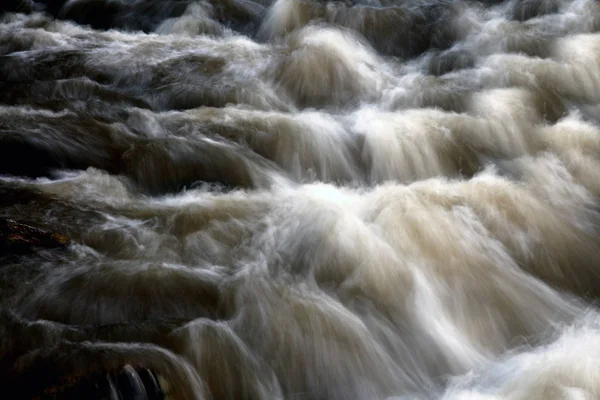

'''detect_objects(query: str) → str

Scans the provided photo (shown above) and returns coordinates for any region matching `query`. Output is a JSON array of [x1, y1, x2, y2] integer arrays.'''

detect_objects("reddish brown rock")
[[0, 218, 69, 256]]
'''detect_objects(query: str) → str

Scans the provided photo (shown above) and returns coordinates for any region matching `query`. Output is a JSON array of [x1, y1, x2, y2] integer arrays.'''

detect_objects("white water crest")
[[1, 0, 600, 399]]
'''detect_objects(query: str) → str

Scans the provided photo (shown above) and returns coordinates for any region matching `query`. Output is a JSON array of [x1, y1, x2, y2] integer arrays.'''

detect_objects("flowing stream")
[[2, 0, 600, 398]]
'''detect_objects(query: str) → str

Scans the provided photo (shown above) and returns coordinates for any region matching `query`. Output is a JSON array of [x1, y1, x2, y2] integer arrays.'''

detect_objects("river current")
[[1, 0, 600, 399]]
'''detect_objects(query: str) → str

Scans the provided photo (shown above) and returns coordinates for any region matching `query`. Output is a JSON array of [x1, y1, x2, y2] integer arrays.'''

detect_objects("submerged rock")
[[427, 49, 475, 76], [0, 218, 69, 256], [512, 0, 560, 21]]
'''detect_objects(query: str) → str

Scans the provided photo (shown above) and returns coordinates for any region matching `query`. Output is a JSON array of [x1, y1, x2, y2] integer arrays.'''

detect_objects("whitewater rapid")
[[1, 0, 600, 399]]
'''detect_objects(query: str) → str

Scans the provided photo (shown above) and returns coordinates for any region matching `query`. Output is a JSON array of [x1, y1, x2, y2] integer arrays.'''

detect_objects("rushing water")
[[1, 0, 600, 398]]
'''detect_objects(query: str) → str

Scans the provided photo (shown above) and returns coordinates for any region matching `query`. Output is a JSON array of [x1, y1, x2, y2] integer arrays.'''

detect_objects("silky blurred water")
[[1, 0, 600, 398]]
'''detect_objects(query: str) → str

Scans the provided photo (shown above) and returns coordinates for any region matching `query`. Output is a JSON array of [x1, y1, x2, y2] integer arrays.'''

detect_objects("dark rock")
[[43, 0, 194, 33], [0, 80, 151, 112], [0, 115, 129, 179], [113, 0, 192, 33], [0, 50, 111, 83], [0, 218, 69, 256], [0, 138, 62, 178], [0, 0, 35, 15], [59, 0, 122, 31], [50, 0, 260, 35], [20, 364, 164, 399], [427, 49, 475, 76], [114, 365, 149, 400], [512, 0, 560, 21], [469, 0, 506, 5], [0, 185, 45, 208], [137, 368, 164, 400], [120, 139, 261, 195], [34, 0, 68, 17]]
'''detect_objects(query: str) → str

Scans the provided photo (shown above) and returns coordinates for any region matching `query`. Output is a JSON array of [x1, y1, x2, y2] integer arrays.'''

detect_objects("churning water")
[[1, 0, 600, 398]]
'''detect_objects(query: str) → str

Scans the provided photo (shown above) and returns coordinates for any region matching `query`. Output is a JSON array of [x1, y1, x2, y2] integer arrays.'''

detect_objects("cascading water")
[[1, 0, 600, 398]]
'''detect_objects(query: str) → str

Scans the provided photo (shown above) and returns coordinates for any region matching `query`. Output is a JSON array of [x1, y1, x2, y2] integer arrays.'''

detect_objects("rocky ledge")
[[30, 365, 166, 400]]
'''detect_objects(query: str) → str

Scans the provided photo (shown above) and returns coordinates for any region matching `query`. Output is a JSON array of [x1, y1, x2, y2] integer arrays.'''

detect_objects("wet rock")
[[0, 50, 111, 84], [48, 0, 192, 33], [121, 139, 262, 195], [30, 365, 164, 400], [0, 0, 37, 15], [427, 49, 475, 76], [0, 138, 63, 178], [512, 0, 560, 21], [0, 114, 129, 179], [137, 368, 164, 400], [115, 365, 149, 400], [0, 80, 151, 112], [35, 0, 68, 17], [0, 218, 69, 256], [59, 0, 122, 31], [0, 184, 46, 209], [472, 0, 506, 4]]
